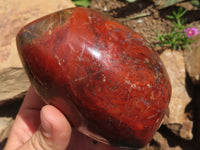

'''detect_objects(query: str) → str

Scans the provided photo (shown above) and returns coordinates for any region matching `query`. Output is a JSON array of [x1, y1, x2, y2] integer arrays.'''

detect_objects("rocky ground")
[[0, 0, 200, 150]]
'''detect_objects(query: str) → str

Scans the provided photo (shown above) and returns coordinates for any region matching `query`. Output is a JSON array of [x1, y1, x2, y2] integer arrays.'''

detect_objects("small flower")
[[184, 27, 199, 38]]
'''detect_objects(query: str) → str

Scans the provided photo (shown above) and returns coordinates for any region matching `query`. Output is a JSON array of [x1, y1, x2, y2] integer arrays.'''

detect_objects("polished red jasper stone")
[[16, 7, 171, 148]]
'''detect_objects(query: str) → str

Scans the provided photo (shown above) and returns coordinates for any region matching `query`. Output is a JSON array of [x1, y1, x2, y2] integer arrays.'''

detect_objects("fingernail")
[[41, 108, 52, 137]]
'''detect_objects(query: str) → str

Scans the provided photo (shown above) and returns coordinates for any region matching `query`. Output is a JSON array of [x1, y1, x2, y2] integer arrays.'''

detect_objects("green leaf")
[[181, 18, 187, 25], [153, 6, 193, 51], [179, 9, 187, 17], [190, 0, 200, 8], [177, 45, 181, 50], [186, 44, 192, 51], [172, 10, 177, 16], [72, 0, 91, 7], [172, 21, 178, 27], [166, 15, 174, 19], [162, 0, 183, 8], [126, 0, 137, 3]]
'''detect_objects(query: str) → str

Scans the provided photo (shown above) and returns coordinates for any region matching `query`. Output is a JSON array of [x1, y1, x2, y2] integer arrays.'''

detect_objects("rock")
[[0, 0, 75, 104], [0, 117, 14, 143], [16, 7, 171, 148], [179, 121, 193, 140], [0, 0, 75, 70], [184, 33, 200, 84], [139, 132, 183, 150], [0, 68, 29, 106], [0, 0, 75, 147], [166, 120, 193, 140], [160, 49, 193, 140], [152, 132, 182, 150]]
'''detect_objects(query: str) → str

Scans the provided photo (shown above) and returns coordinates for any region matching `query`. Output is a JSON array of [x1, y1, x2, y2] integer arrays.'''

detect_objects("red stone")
[[16, 7, 171, 148]]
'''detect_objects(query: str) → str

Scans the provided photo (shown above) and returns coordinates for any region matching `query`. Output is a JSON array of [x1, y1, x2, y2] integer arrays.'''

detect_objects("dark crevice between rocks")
[[185, 73, 194, 121], [155, 72, 200, 150], [149, 139, 160, 150], [0, 97, 23, 149], [108, 0, 153, 18], [158, 5, 200, 23], [191, 84, 200, 149], [0, 98, 23, 119], [185, 71, 200, 149], [158, 125, 193, 150], [185, 72, 194, 98], [0, 96, 23, 149], [0, 138, 7, 150]]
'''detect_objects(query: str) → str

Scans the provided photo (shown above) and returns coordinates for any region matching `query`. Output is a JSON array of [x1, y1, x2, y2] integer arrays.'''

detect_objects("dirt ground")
[[90, 0, 200, 53]]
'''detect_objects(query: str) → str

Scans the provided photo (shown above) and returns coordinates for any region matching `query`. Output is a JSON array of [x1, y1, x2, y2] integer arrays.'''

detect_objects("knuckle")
[[29, 131, 52, 150]]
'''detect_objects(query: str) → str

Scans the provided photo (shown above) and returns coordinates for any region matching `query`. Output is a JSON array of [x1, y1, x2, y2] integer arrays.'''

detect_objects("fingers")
[[18, 105, 72, 150], [4, 87, 72, 150], [4, 87, 44, 150]]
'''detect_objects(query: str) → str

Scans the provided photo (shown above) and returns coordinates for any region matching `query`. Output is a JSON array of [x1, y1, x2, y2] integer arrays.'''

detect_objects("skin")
[[4, 86, 126, 150]]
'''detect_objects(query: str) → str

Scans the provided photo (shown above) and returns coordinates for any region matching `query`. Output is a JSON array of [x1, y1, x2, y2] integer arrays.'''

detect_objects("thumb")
[[18, 105, 72, 150]]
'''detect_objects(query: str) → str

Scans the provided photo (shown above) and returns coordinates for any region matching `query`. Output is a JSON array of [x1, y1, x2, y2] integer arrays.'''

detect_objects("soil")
[[90, 0, 200, 53]]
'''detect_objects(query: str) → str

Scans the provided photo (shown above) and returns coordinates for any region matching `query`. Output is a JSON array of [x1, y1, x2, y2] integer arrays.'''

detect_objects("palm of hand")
[[4, 87, 125, 150]]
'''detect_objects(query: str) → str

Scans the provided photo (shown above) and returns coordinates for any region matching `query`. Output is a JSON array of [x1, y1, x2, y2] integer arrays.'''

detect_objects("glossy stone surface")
[[16, 7, 171, 148]]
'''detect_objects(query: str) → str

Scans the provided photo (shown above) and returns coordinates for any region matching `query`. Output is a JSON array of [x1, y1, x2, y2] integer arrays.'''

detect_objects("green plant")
[[154, 7, 194, 50], [190, 0, 200, 9], [72, 0, 91, 7], [153, 0, 200, 9], [126, 0, 137, 2]]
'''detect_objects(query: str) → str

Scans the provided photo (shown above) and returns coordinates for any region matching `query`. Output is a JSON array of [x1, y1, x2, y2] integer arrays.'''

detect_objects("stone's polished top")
[[16, 7, 171, 148]]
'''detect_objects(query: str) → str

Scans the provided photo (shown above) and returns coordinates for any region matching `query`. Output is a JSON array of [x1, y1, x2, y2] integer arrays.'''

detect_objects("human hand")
[[4, 87, 124, 150]]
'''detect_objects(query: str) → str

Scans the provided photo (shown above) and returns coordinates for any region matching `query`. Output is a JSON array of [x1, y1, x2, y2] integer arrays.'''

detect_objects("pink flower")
[[184, 27, 199, 38]]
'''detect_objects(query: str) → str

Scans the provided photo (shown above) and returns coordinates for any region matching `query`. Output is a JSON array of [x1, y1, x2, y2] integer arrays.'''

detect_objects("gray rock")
[[139, 132, 183, 150], [0, 0, 75, 70], [153, 132, 182, 150], [184, 33, 200, 84], [160, 49, 193, 140], [0, 117, 14, 143], [0, 0, 76, 106], [0, 68, 30, 106]]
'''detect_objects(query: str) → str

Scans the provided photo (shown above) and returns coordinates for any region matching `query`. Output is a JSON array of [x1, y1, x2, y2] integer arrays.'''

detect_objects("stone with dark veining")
[[16, 7, 171, 148]]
